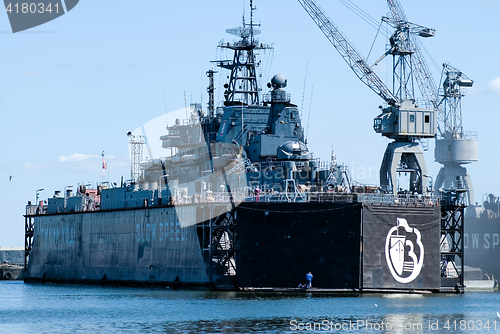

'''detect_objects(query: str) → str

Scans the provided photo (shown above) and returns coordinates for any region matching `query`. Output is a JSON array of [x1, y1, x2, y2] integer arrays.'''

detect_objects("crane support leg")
[[380, 141, 428, 194], [434, 165, 473, 205]]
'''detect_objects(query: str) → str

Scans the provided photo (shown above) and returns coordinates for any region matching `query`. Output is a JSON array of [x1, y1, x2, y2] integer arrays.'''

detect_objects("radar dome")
[[277, 141, 310, 160], [271, 74, 287, 88]]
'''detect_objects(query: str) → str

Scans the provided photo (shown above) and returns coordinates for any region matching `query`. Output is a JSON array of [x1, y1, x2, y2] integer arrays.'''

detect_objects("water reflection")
[[1, 282, 499, 334]]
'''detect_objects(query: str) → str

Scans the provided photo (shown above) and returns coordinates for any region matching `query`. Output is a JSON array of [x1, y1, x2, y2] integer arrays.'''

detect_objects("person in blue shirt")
[[306, 272, 313, 289]]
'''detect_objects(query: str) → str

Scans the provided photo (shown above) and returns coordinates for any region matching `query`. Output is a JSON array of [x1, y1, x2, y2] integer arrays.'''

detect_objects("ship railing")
[[462, 131, 477, 140], [247, 159, 319, 173], [306, 192, 356, 203], [262, 92, 291, 103], [415, 98, 434, 109], [241, 192, 439, 205], [438, 131, 478, 141], [27, 191, 440, 215], [174, 191, 248, 205], [242, 192, 355, 203], [25, 204, 47, 215], [357, 193, 439, 205]]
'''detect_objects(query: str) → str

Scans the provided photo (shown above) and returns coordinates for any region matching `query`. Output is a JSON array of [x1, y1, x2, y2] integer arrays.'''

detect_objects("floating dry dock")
[[24, 192, 464, 293]]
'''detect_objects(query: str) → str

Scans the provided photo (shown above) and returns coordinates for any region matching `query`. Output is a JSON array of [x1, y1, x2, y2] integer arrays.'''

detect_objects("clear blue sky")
[[1, 0, 499, 247]]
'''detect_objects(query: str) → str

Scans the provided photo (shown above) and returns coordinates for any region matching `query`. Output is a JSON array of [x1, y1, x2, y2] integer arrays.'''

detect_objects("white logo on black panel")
[[385, 218, 424, 283]]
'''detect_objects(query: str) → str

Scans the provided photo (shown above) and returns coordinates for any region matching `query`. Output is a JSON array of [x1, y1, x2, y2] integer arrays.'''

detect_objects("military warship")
[[24, 1, 463, 292]]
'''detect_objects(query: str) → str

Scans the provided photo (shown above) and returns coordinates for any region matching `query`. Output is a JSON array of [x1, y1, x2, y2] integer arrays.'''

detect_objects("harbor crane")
[[385, 0, 472, 288], [385, 0, 477, 204], [434, 64, 477, 205], [298, 0, 436, 194]]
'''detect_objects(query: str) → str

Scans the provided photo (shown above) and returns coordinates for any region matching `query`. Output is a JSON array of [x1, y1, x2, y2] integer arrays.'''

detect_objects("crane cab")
[[374, 100, 436, 140]]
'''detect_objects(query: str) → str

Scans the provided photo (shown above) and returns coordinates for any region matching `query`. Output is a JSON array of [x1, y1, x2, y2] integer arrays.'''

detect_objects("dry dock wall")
[[26, 205, 210, 285]]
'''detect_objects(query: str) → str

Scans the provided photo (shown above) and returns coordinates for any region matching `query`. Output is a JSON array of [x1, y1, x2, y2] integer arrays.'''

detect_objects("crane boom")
[[298, 0, 397, 105], [387, 0, 406, 21], [386, 0, 438, 107]]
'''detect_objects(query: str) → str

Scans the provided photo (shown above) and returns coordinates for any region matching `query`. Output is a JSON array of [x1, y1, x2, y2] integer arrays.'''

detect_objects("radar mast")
[[215, 0, 273, 106]]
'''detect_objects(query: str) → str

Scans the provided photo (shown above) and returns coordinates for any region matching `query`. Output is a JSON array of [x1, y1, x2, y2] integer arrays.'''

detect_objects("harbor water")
[[1, 281, 499, 333]]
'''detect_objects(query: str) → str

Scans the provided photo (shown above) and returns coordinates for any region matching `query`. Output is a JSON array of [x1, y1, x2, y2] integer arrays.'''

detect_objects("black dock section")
[[362, 204, 441, 291], [236, 202, 443, 292], [236, 202, 362, 289]]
